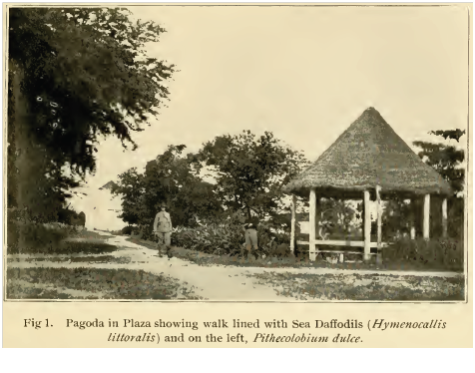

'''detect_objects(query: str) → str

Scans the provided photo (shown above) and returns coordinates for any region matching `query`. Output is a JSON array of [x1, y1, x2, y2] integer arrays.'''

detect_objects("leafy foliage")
[[7, 223, 116, 255], [111, 167, 145, 226], [10, 7, 174, 174], [383, 129, 465, 240], [197, 130, 309, 219], [112, 145, 223, 234], [413, 140, 464, 194], [384, 238, 463, 272], [382, 197, 413, 238], [8, 7, 174, 221], [121, 226, 134, 235], [170, 213, 299, 258], [417, 130, 465, 239], [171, 223, 244, 256], [144, 145, 222, 227], [429, 129, 465, 142], [111, 130, 309, 236], [318, 198, 360, 239]]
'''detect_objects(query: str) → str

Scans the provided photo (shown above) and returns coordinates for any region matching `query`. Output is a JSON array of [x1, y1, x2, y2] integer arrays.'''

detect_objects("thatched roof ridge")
[[283, 107, 452, 197]]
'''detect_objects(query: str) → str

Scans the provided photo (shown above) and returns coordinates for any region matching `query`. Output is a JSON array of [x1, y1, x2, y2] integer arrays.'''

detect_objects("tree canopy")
[[8, 7, 174, 221], [383, 129, 466, 239], [413, 130, 465, 195], [110, 131, 310, 236], [111, 145, 223, 233], [197, 130, 309, 219]]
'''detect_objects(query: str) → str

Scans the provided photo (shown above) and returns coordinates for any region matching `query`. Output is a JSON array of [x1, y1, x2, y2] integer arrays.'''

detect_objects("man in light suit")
[[153, 203, 173, 258]]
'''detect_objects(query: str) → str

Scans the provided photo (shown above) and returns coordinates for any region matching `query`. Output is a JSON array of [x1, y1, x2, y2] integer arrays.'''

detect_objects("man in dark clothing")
[[259, 225, 276, 258]]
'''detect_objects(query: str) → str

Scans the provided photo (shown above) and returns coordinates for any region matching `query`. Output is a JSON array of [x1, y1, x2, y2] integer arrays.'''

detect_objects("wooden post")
[[410, 198, 416, 239], [423, 194, 430, 240], [309, 188, 317, 261], [442, 197, 448, 238], [376, 186, 382, 265], [315, 196, 321, 257], [316, 196, 321, 238], [290, 195, 296, 256], [363, 190, 371, 261]]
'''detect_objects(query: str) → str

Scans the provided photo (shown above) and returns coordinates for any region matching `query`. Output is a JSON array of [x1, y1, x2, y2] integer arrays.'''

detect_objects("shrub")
[[5, 209, 107, 254], [7, 222, 118, 255], [169, 218, 301, 258], [7, 220, 77, 254], [171, 222, 244, 255], [122, 226, 133, 235], [383, 238, 463, 271]]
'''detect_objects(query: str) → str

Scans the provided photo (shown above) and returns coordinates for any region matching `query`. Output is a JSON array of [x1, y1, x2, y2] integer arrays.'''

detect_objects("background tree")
[[413, 133, 465, 195], [111, 167, 145, 226], [143, 145, 222, 228], [383, 129, 465, 240], [8, 7, 174, 221], [197, 130, 309, 220], [414, 130, 465, 240], [382, 197, 412, 239], [112, 145, 223, 236], [319, 198, 359, 239]]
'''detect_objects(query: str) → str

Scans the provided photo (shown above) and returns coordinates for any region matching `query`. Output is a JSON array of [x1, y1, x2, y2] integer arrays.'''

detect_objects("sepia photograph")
[[4, 4, 470, 302]]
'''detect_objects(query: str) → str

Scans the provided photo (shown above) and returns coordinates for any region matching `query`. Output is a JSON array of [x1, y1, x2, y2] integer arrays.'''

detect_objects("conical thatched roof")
[[283, 107, 452, 198]]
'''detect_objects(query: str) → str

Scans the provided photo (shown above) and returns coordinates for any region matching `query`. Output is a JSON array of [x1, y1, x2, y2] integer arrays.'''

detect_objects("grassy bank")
[[8, 239, 120, 255], [6, 267, 202, 300], [247, 272, 465, 301], [7, 255, 131, 264], [7, 221, 118, 255], [6, 223, 205, 300]]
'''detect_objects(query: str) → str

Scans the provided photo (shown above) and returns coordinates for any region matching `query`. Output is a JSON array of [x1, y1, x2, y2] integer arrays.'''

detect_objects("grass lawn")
[[7, 255, 131, 264], [11, 240, 121, 255], [71, 229, 111, 240], [6, 267, 202, 300], [247, 272, 465, 301], [7, 220, 116, 255], [6, 226, 203, 300], [128, 237, 463, 273]]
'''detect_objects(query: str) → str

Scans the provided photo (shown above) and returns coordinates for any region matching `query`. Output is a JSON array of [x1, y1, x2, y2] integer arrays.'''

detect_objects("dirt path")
[[7, 233, 462, 301], [8, 233, 285, 300]]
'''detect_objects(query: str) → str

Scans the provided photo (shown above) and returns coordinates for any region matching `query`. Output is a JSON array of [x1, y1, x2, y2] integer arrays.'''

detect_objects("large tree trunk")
[[7, 65, 18, 209], [12, 65, 27, 212], [11, 64, 54, 222]]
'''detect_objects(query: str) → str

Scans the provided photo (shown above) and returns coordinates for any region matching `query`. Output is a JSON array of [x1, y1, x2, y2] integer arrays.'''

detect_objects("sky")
[[69, 5, 470, 231]]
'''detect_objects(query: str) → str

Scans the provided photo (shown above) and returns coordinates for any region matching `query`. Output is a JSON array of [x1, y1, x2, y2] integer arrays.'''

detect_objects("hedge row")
[[170, 222, 292, 256], [383, 237, 463, 272], [168, 223, 464, 271]]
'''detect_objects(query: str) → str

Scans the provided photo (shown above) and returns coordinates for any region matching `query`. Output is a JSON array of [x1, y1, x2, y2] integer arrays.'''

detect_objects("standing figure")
[[153, 203, 173, 258], [78, 211, 86, 228], [242, 215, 259, 260], [258, 225, 275, 259]]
